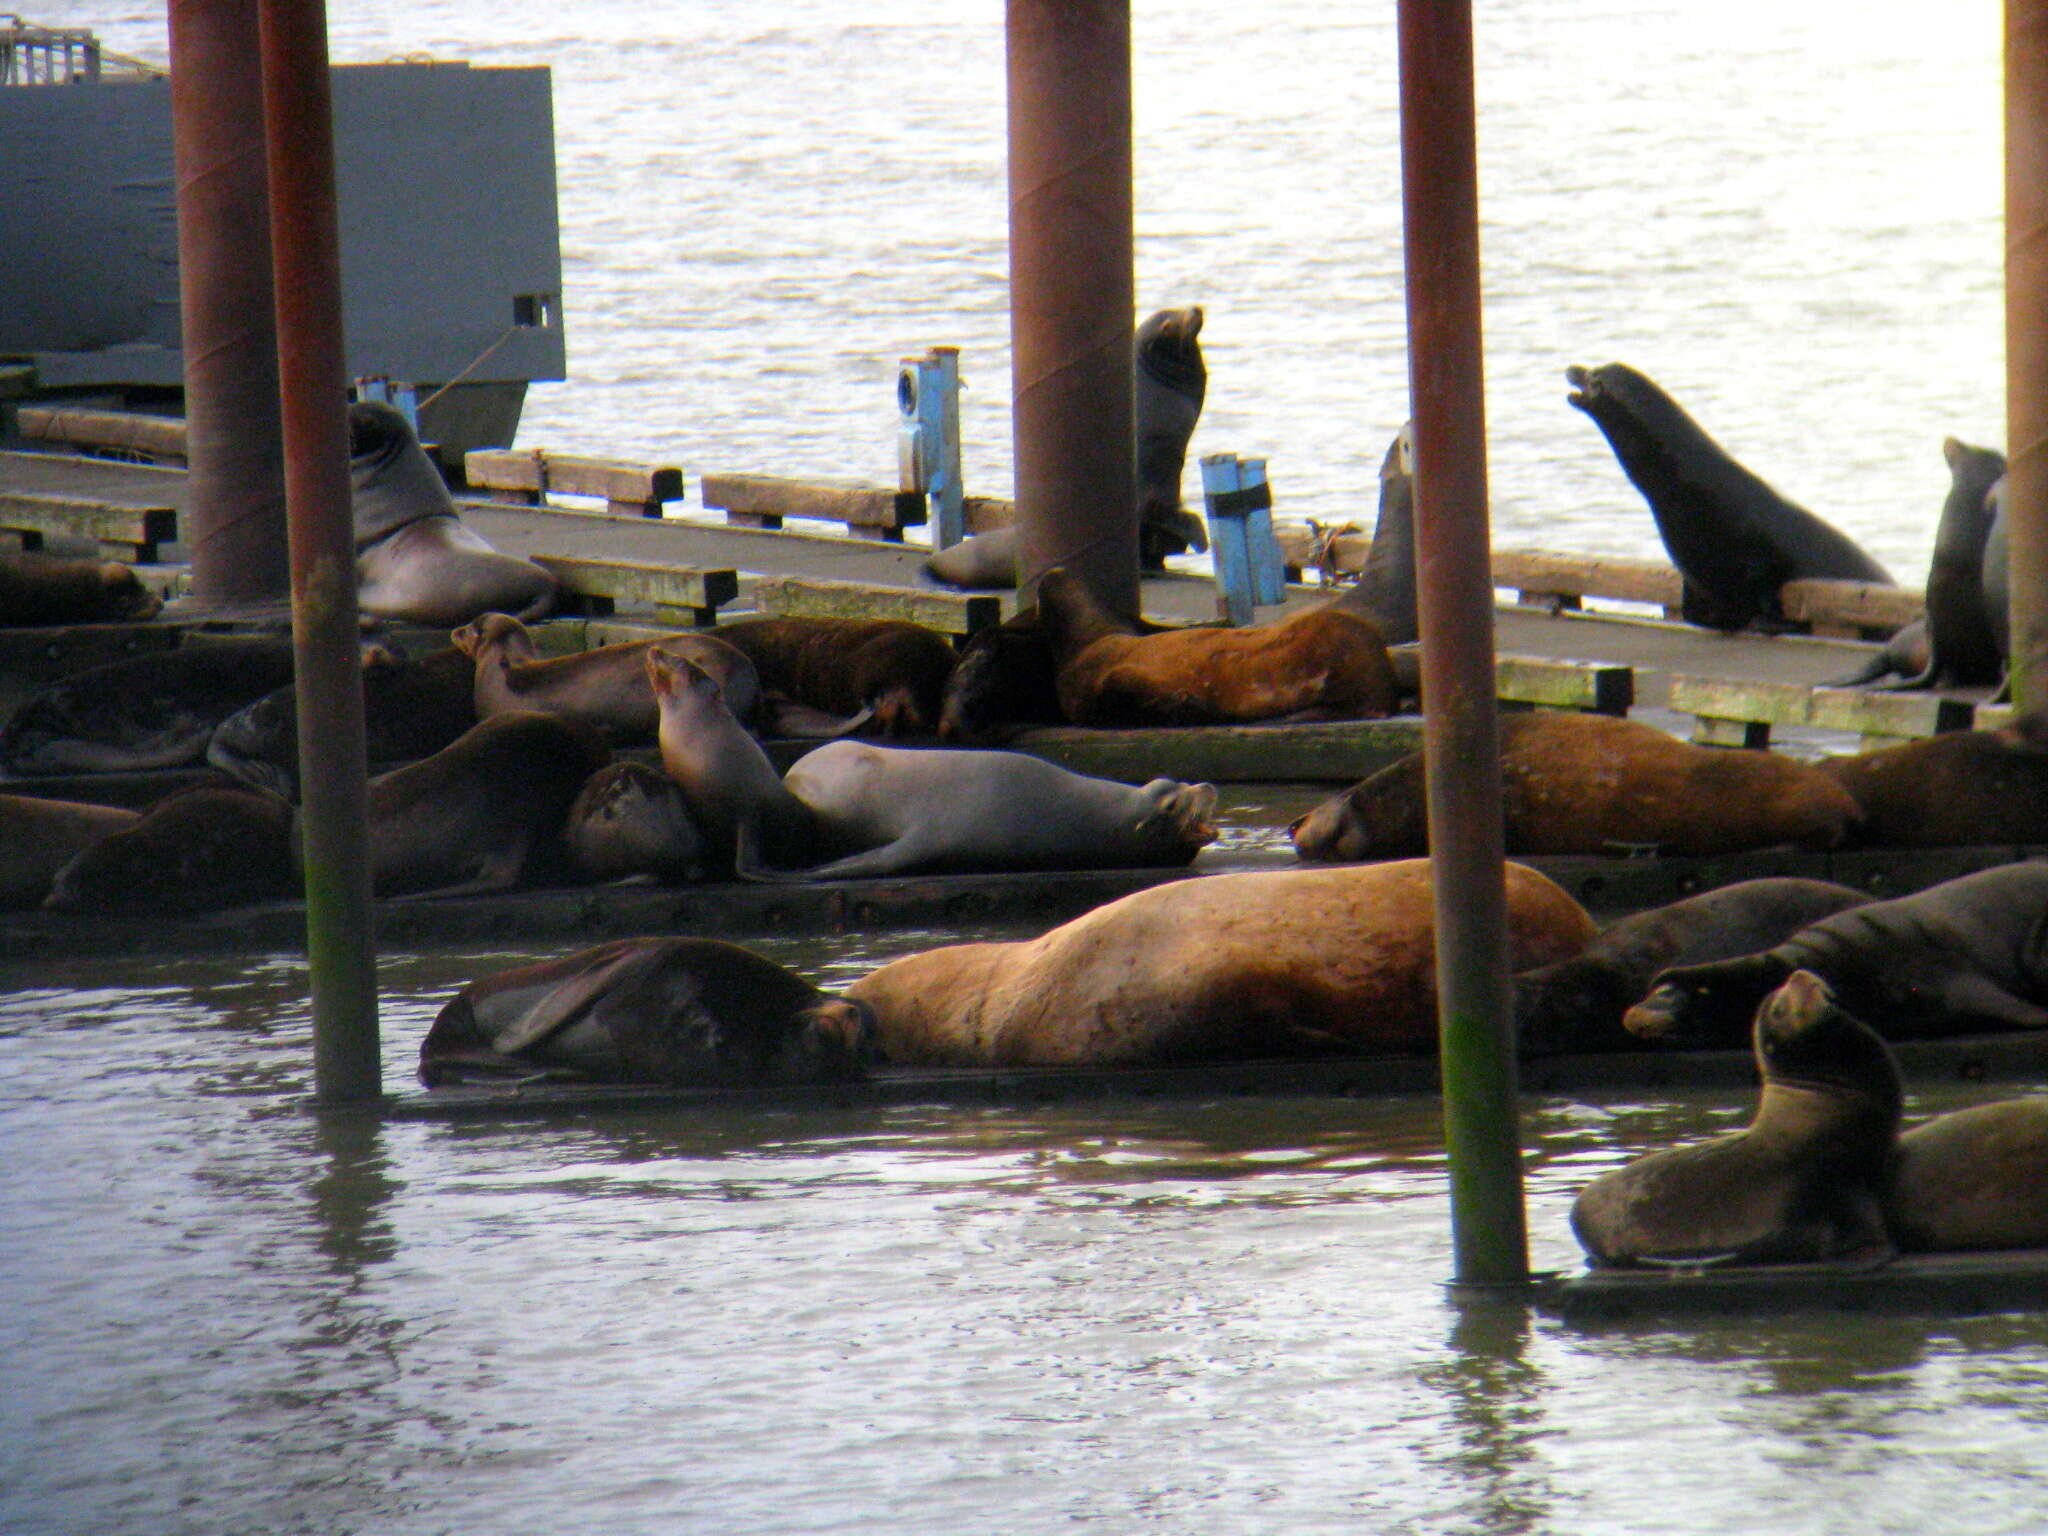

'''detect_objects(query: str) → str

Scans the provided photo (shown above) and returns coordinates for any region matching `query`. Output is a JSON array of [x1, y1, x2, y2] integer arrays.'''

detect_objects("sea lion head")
[[449, 611, 535, 661], [1289, 761, 1424, 863], [646, 645, 725, 710], [1131, 779, 1220, 858], [563, 760, 704, 882], [1751, 969, 1902, 1114], [791, 995, 884, 1080], [94, 561, 163, 623], [347, 399, 416, 466], [1136, 305, 1206, 401]]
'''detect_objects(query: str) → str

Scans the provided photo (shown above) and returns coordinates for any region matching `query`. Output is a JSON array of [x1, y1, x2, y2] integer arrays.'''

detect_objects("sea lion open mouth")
[[1564, 363, 1596, 409]]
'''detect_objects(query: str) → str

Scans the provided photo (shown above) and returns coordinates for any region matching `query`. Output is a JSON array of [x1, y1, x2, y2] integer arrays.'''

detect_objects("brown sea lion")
[[562, 760, 707, 883], [1040, 567, 1398, 728], [450, 611, 760, 742], [844, 859, 1595, 1067], [0, 553, 161, 628], [1135, 304, 1209, 567], [44, 785, 297, 915], [1816, 714, 2048, 847], [206, 643, 477, 800], [1291, 712, 1862, 862], [348, 401, 556, 626], [0, 793, 141, 908], [0, 637, 298, 776], [419, 936, 879, 1087], [1887, 1098, 2048, 1253], [1570, 970, 1901, 1267], [648, 648, 818, 872], [1515, 877, 1873, 1056], [367, 711, 610, 898], [710, 616, 955, 737], [742, 741, 1218, 881], [1624, 861, 2048, 1049]]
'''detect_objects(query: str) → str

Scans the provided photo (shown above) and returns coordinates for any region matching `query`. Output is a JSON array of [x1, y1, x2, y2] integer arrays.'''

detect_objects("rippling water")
[[10, 5, 2044, 1532]]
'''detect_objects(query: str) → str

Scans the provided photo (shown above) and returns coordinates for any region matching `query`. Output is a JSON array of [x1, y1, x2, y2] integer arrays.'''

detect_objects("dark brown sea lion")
[[1887, 1097, 2048, 1253], [1349, 422, 1418, 646], [710, 616, 954, 737], [1135, 304, 1209, 567], [206, 643, 477, 800], [1515, 877, 1873, 1056], [1570, 969, 1901, 1267], [44, 785, 297, 915], [1817, 714, 2048, 847], [1565, 363, 1893, 631], [418, 937, 879, 1087], [649, 648, 818, 872], [1292, 712, 1861, 862], [1624, 861, 2048, 1049], [1040, 567, 1398, 727], [0, 793, 141, 908], [935, 615, 1065, 742], [367, 711, 610, 897], [562, 760, 707, 883], [0, 554, 161, 628], [0, 637, 297, 776], [348, 401, 556, 626], [742, 742, 1218, 881], [1905, 438, 2006, 689], [845, 859, 1596, 1067]]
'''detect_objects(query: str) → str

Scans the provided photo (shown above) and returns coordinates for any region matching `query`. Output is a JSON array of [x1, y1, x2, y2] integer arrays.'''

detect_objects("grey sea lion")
[[710, 616, 954, 737], [1292, 712, 1861, 862], [1565, 363, 1893, 630], [1135, 304, 1210, 567], [1907, 438, 2006, 688], [924, 525, 1018, 591], [418, 936, 879, 1087], [1887, 1097, 2048, 1253], [648, 648, 819, 872], [0, 554, 161, 628], [1570, 969, 1900, 1268], [1624, 861, 2048, 1049], [845, 859, 1596, 1066], [1350, 422, 1418, 645], [44, 785, 297, 915], [0, 793, 141, 908], [206, 643, 477, 800], [1816, 712, 2048, 847], [0, 637, 297, 776], [366, 711, 610, 898], [562, 760, 707, 883], [1515, 877, 1873, 1056], [740, 741, 1218, 882], [348, 401, 556, 626]]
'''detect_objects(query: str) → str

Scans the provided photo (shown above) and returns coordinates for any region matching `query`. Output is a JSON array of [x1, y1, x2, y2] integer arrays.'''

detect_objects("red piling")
[[2009, 0, 2048, 711]]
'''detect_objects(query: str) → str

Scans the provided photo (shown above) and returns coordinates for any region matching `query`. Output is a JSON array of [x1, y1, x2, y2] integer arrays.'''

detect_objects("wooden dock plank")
[[700, 472, 925, 539], [1492, 548, 1685, 613], [1669, 675, 1976, 747], [466, 448, 685, 517], [0, 490, 178, 561], [750, 574, 1005, 634], [15, 406, 189, 464], [530, 555, 739, 625], [1779, 577, 1924, 638], [1009, 718, 1427, 783]]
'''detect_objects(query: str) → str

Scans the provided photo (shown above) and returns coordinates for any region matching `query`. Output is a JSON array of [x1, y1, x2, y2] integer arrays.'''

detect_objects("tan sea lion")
[[0, 793, 141, 908], [1292, 711, 1862, 861], [1887, 1098, 2048, 1253], [648, 648, 818, 872], [845, 858, 1596, 1067], [1817, 713, 2048, 847], [1570, 970, 1901, 1268], [0, 553, 161, 627], [44, 786, 297, 915], [562, 760, 708, 883], [419, 937, 879, 1088], [1040, 567, 1398, 727], [710, 615, 955, 737]]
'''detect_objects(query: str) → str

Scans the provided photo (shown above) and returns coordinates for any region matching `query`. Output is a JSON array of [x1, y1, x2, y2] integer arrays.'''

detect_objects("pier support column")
[[2009, 0, 2048, 711], [1397, 0, 1527, 1288], [258, 0, 380, 1103], [1005, 0, 1139, 617], [168, 0, 290, 609]]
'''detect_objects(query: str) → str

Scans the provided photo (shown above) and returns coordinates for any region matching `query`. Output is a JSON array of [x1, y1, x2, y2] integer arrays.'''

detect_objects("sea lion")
[[1816, 713, 2048, 847], [366, 711, 611, 898], [0, 637, 297, 776], [1291, 712, 1861, 862], [844, 858, 1596, 1067], [1135, 304, 1209, 567], [1624, 861, 2048, 1049], [1515, 877, 1872, 1056], [1565, 363, 1893, 630], [1905, 438, 2007, 689], [649, 648, 818, 871], [935, 615, 1066, 742], [348, 401, 556, 627], [1570, 969, 1900, 1267], [0, 553, 161, 628], [418, 936, 879, 1088], [1984, 473, 2012, 667], [450, 611, 760, 742], [1040, 567, 1398, 727], [1886, 1097, 2048, 1253], [924, 525, 1019, 592], [710, 616, 954, 737], [1349, 422, 1418, 645], [206, 643, 477, 799], [561, 760, 708, 883], [1824, 616, 1931, 690], [44, 785, 297, 915], [741, 742, 1218, 881], [0, 793, 141, 908]]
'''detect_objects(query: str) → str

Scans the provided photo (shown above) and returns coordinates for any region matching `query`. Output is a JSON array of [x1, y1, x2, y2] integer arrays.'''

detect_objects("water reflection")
[[1423, 1298, 1555, 1536]]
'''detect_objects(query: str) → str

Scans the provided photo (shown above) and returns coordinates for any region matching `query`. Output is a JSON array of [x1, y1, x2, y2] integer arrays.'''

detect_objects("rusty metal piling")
[[2009, 0, 2048, 711]]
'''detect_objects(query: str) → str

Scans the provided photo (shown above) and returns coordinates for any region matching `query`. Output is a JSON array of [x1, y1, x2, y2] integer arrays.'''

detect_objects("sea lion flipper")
[[1935, 971, 2048, 1031], [494, 943, 672, 1055]]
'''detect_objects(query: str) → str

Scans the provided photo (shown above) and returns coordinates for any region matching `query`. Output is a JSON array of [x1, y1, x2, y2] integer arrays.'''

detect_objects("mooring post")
[[258, 0, 380, 1103], [1397, 0, 1527, 1289], [168, 0, 290, 610], [897, 347, 965, 549], [1004, 0, 1139, 617], [2009, 0, 2048, 711]]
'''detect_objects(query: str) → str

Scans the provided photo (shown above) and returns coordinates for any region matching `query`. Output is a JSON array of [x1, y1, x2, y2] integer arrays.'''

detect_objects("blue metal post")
[[1239, 457, 1286, 606], [899, 348, 966, 549], [1202, 453, 1256, 625]]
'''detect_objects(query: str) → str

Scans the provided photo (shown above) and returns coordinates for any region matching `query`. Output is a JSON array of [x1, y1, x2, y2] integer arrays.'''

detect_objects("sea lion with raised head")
[[0, 793, 141, 908], [561, 760, 708, 884], [1624, 861, 2048, 1049], [1350, 422, 1418, 645], [1292, 712, 1861, 862], [845, 859, 1596, 1067], [709, 615, 954, 737], [44, 785, 297, 915], [1515, 876, 1873, 1056], [348, 401, 556, 627], [1571, 969, 1900, 1267], [419, 936, 879, 1087], [1565, 363, 1893, 630], [0, 553, 161, 628], [1135, 304, 1209, 567]]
